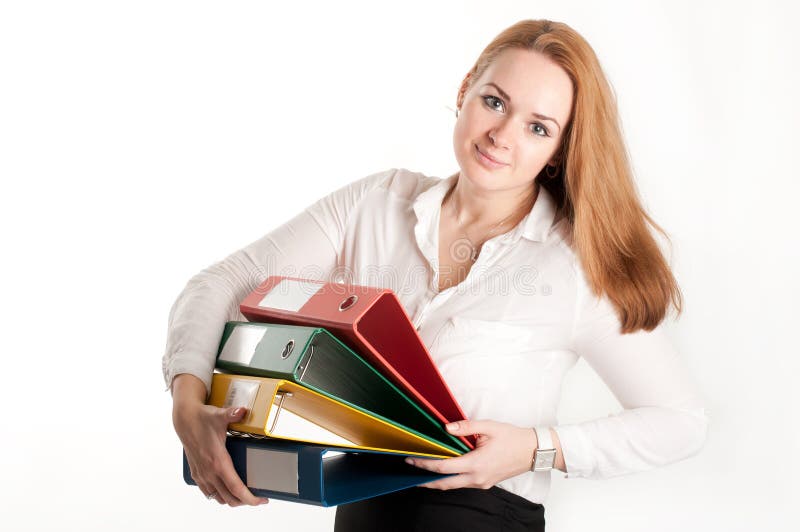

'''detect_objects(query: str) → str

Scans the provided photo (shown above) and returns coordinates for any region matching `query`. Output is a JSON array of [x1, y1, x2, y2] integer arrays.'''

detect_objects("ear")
[[548, 147, 564, 167], [456, 71, 473, 110]]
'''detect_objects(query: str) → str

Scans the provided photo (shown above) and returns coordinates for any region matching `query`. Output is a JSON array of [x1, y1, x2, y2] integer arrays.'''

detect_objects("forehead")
[[478, 48, 573, 124]]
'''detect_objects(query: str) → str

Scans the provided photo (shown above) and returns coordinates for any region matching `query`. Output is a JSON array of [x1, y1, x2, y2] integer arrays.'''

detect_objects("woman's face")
[[453, 48, 574, 194]]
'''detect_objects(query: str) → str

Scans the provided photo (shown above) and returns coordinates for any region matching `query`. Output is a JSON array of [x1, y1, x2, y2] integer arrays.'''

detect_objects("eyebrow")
[[484, 82, 561, 131]]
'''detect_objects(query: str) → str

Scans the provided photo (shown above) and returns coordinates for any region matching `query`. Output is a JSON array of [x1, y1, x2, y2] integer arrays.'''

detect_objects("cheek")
[[452, 119, 473, 154], [452, 124, 466, 165], [518, 146, 552, 172], [455, 111, 474, 134]]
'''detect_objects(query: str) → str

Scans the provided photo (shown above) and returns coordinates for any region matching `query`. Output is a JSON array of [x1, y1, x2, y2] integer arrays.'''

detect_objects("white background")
[[1, 0, 797, 530]]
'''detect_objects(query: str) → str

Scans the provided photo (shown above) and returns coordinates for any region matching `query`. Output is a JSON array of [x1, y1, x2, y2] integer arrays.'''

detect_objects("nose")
[[488, 117, 515, 149]]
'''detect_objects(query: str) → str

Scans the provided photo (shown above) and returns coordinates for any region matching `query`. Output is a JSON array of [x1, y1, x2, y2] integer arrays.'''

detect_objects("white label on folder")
[[257, 279, 323, 312], [246, 447, 299, 495], [224, 380, 260, 412], [219, 325, 268, 365]]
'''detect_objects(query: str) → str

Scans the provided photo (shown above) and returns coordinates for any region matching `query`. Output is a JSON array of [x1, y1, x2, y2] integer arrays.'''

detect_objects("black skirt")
[[334, 486, 545, 531]]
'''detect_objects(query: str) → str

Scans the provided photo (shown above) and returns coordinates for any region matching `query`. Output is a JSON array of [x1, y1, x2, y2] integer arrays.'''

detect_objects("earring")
[[545, 164, 559, 179], [455, 107, 460, 118]]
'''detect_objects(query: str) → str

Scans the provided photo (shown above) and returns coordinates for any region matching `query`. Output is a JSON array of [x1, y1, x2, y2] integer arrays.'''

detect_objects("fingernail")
[[231, 407, 243, 417], [446, 422, 458, 431], [405, 457, 415, 465], [259, 498, 269, 505]]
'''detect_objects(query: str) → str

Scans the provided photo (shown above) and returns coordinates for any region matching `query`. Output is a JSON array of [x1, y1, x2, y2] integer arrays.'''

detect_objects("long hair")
[[456, 20, 682, 333]]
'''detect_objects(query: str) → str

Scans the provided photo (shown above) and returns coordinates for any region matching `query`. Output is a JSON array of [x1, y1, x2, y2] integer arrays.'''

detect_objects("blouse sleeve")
[[552, 274, 709, 480], [161, 168, 397, 395]]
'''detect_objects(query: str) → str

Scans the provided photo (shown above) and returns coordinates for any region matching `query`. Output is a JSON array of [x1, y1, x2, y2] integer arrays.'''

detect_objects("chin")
[[460, 169, 502, 191], [457, 157, 511, 192]]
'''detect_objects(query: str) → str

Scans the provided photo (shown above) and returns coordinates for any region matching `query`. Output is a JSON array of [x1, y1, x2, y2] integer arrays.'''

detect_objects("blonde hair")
[[457, 20, 682, 333]]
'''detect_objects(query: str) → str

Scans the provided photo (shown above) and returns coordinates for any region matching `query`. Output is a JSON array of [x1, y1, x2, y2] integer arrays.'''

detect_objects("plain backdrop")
[[1, 1, 797, 530]]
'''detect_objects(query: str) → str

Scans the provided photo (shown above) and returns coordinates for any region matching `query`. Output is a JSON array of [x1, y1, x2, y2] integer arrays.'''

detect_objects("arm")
[[546, 427, 567, 472], [403, 422, 566, 491], [553, 284, 709, 480], [162, 169, 398, 393], [407, 285, 705, 489], [164, 168, 397, 505]]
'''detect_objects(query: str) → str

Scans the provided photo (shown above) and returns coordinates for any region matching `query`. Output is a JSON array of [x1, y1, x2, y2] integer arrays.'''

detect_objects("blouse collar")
[[411, 172, 559, 248]]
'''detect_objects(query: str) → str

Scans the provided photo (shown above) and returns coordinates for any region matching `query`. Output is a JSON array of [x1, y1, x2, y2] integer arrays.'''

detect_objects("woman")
[[164, 19, 708, 531]]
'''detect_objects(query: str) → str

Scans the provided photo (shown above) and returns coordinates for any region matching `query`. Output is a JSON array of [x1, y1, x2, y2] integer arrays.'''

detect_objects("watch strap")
[[531, 426, 557, 472]]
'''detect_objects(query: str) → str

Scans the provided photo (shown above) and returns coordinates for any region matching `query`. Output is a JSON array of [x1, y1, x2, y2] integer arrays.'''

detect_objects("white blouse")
[[162, 167, 708, 504]]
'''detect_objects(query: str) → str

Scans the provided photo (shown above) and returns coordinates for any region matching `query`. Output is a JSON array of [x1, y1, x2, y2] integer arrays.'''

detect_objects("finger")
[[420, 480, 457, 490], [208, 476, 242, 507], [187, 459, 219, 501], [205, 490, 225, 505], [445, 419, 497, 437], [199, 453, 242, 507], [419, 474, 474, 491], [197, 484, 217, 500], [196, 480, 217, 500], [218, 406, 247, 429], [405, 455, 470, 475], [219, 455, 269, 506], [207, 405, 247, 431]]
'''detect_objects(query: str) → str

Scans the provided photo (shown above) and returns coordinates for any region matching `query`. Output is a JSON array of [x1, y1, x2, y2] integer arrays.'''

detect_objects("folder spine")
[[183, 437, 450, 506], [216, 322, 467, 454]]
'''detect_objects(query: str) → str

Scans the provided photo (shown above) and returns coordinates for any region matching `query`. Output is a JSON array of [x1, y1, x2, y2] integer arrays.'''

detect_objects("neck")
[[445, 173, 539, 230]]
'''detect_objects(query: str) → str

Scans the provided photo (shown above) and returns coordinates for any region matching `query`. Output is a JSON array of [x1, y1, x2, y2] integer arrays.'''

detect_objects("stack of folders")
[[182, 276, 473, 507]]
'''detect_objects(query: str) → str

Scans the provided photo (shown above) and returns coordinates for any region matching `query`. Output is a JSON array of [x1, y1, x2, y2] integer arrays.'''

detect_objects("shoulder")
[[355, 167, 441, 198], [309, 167, 444, 219], [325, 167, 443, 209], [542, 213, 582, 281]]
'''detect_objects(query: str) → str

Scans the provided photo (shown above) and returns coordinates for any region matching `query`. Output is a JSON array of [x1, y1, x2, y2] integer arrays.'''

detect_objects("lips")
[[474, 144, 508, 168]]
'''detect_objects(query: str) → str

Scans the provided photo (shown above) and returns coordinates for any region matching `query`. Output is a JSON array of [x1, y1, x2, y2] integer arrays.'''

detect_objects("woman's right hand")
[[171, 373, 270, 507]]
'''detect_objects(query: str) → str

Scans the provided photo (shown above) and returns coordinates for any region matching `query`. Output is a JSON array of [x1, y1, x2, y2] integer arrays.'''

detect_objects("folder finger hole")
[[281, 340, 295, 360], [338, 295, 358, 311]]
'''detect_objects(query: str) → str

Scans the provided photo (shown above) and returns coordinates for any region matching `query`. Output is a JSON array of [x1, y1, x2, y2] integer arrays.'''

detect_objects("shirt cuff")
[[162, 350, 214, 397], [552, 424, 596, 479]]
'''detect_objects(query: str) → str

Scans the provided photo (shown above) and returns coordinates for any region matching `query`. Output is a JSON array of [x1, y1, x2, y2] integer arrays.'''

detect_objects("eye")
[[483, 95, 550, 138], [530, 123, 549, 137], [482, 95, 504, 112]]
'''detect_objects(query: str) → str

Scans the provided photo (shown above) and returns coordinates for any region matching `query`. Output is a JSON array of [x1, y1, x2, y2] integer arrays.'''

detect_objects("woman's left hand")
[[406, 420, 537, 490]]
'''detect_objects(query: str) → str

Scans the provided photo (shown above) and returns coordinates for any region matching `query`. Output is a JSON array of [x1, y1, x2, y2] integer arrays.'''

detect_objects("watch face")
[[535, 450, 557, 471]]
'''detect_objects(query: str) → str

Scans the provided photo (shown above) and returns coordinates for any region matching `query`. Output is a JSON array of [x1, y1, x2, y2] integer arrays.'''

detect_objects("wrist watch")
[[530, 426, 557, 472]]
